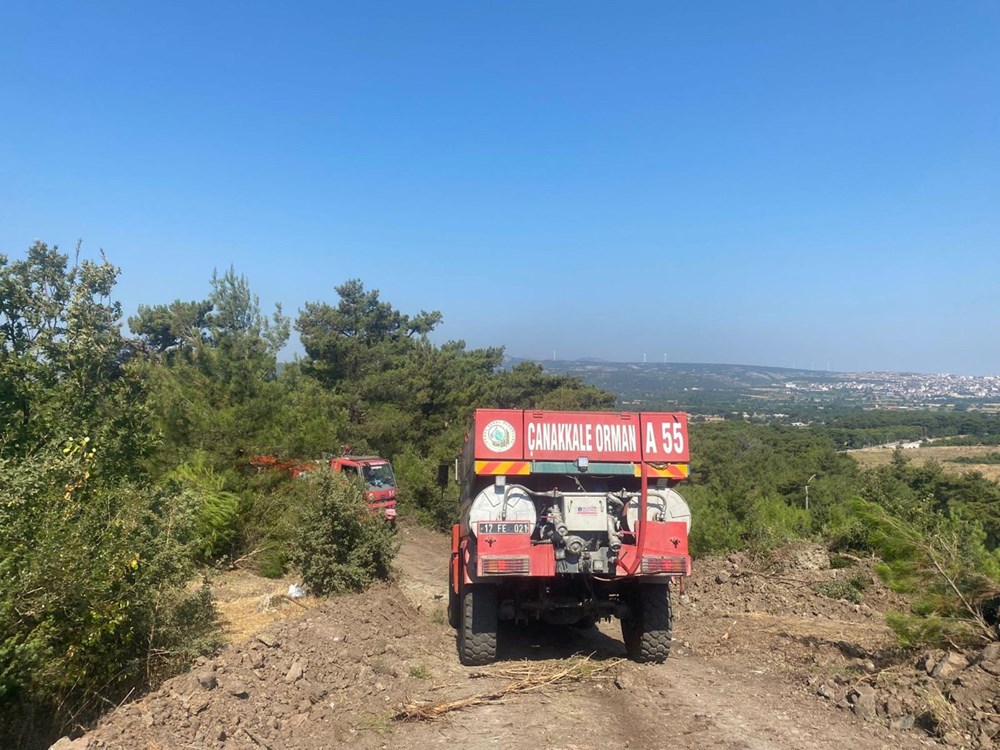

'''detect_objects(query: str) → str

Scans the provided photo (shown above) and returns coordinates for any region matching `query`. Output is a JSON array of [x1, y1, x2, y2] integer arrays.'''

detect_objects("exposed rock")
[[50, 737, 88, 750], [285, 659, 305, 684], [890, 714, 916, 731], [974, 643, 1000, 677], [848, 684, 878, 721], [921, 652, 938, 676], [226, 681, 250, 699], [248, 649, 265, 669], [789, 545, 830, 571], [614, 672, 637, 691], [932, 652, 969, 680], [195, 672, 218, 690], [256, 632, 281, 648], [816, 683, 836, 700]]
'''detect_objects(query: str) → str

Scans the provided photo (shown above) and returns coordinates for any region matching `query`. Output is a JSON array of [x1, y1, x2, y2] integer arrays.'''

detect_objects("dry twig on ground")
[[393, 655, 622, 721]]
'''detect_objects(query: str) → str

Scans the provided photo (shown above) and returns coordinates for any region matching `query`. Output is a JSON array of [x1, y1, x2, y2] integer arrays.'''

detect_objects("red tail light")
[[640, 556, 689, 575], [480, 556, 530, 575]]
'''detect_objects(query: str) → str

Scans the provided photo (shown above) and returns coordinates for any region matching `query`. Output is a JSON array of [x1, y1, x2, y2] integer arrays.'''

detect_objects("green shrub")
[[744, 495, 812, 553], [829, 554, 857, 569], [230, 470, 305, 577], [393, 447, 457, 529], [0, 442, 220, 748], [288, 470, 399, 595], [813, 573, 870, 604], [256, 545, 290, 579], [172, 454, 241, 561], [684, 485, 742, 555], [823, 495, 877, 555]]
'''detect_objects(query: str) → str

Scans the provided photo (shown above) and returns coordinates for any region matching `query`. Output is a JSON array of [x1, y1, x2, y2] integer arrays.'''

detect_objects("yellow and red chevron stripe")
[[475, 460, 531, 476], [636, 463, 689, 479]]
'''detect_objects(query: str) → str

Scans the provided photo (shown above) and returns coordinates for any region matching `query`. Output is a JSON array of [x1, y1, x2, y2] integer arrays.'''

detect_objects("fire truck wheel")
[[458, 584, 497, 666], [621, 583, 673, 663]]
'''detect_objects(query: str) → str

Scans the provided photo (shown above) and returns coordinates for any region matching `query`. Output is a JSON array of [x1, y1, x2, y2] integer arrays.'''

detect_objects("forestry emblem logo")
[[483, 420, 516, 453]]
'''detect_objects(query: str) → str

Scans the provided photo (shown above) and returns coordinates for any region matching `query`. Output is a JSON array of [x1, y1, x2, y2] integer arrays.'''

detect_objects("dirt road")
[[60, 524, 998, 750], [392, 526, 936, 750]]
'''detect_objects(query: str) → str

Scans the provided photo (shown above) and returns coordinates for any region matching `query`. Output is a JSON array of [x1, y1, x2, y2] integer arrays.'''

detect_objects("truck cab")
[[330, 455, 398, 521]]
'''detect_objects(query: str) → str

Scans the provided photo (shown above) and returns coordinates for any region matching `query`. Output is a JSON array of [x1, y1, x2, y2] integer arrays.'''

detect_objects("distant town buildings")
[[781, 372, 1000, 410]]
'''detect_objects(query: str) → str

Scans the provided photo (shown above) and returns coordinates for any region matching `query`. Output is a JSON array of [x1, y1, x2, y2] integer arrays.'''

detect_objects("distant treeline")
[[815, 410, 1000, 449], [947, 452, 1000, 465], [685, 421, 1000, 554]]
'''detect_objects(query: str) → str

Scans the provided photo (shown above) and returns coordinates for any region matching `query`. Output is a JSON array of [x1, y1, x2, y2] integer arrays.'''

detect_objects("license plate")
[[477, 521, 531, 535]]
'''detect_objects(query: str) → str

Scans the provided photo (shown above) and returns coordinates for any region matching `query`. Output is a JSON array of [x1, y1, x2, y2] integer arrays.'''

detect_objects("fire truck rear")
[[449, 409, 691, 665]]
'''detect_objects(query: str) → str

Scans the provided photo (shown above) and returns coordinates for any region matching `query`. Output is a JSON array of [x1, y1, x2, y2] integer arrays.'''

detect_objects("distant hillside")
[[505, 358, 998, 416]]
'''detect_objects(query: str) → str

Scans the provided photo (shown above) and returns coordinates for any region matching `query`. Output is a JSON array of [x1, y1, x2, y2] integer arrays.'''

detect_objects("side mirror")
[[437, 463, 450, 489]]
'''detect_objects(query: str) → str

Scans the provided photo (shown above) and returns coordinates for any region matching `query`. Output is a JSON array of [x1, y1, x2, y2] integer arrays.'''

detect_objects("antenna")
[[552, 350, 556, 361], [643, 353, 647, 364]]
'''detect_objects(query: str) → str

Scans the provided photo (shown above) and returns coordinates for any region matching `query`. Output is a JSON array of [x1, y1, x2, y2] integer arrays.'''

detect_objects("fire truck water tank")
[[465, 484, 537, 536], [626, 488, 691, 531]]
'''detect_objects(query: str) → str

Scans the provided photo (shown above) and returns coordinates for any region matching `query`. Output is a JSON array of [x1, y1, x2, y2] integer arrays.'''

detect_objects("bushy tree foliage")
[[0, 243, 218, 748], [129, 298, 212, 355], [0, 443, 219, 746], [297, 278, 442, 387], [0, 242, 153, 472], [834, 451, 1000, 645], [683, 421, 858, 554], [294, 279, 614, 527], [856, 451, 1000, 551], [131, 267, 293, 468], [288, 471, 399, 595]]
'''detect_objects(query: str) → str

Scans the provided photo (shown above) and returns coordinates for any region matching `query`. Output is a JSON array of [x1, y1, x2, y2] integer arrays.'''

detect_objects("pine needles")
[[852, 498, 1000, 645]]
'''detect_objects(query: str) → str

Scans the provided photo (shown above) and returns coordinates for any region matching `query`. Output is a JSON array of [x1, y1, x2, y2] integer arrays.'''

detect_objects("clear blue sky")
[[2, 2, 998, 375]]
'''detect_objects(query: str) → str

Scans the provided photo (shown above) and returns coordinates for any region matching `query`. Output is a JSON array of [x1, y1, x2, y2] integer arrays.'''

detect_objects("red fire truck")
[[449, 409, 691, 665], [250, 452, 398, 521]]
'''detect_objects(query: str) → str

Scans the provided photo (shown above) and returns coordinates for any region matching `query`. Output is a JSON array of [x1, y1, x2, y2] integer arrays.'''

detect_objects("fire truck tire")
[[458, 585, 497, 666], [621, 583, 672, 663]]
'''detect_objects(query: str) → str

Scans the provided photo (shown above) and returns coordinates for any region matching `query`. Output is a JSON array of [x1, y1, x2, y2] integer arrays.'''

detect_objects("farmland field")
[[847, 444, 1000, 481]]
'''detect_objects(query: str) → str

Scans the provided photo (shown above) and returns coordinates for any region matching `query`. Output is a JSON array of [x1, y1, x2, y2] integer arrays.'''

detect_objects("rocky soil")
[[52, 527, 999, 750]]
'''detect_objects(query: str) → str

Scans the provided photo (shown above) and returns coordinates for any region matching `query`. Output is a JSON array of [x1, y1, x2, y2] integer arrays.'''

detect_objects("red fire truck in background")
[[449, 409, 691, 665], [250, 451, 398, 521]]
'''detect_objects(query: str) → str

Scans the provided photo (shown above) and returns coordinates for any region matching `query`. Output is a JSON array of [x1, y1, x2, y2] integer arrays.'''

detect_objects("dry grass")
[[210, 569, 321, 643], [918, 681, 962, 735], [393, 655, 623, 721], [848, 445, 1000, 481]]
